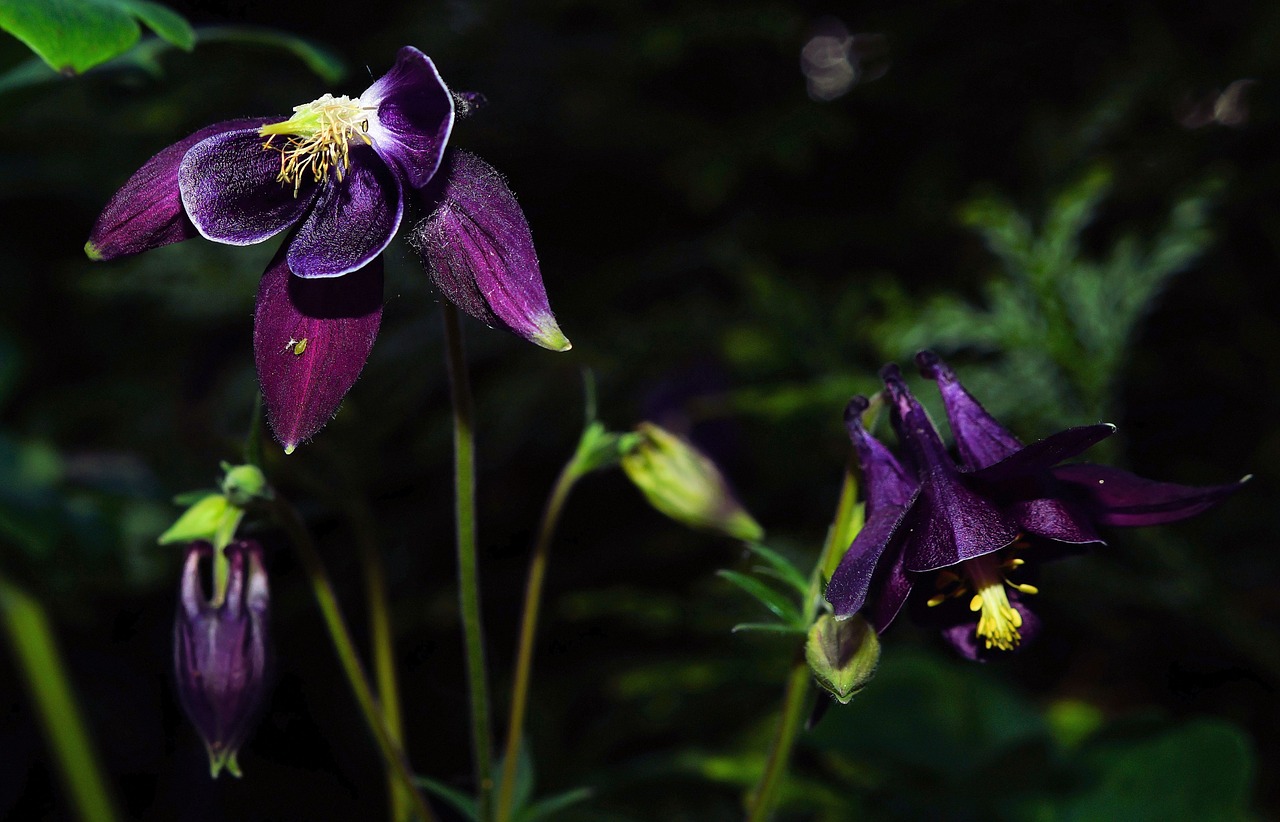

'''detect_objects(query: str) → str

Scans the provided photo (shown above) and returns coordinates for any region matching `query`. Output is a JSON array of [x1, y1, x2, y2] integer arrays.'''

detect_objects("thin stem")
[[745, 659, 811, 822], [351, 500, 413, 822], [271, 499, 436, 822], [745, 465, 858, 821], [0, 575, 119, 822], [495, 460, 581, 822], [442, 303, 494, 821]]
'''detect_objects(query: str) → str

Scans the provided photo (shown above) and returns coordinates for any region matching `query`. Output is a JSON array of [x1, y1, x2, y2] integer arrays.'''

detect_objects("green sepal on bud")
[[158, 493, 240, 546], [806, 613, 879, 704], [219, 462, 273, 507], [620, 422, 764, 542]]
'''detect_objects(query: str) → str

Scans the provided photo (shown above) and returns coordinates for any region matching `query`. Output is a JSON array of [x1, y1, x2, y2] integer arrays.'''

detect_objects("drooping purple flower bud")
[[174, 541, 271, 778], [253, 247, 384, 454], [413, 150, 571, 351]]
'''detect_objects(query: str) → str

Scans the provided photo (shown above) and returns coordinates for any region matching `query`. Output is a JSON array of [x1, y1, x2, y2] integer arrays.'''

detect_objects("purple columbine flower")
[[826, 352, 1247, 660], [174, 541, 271, 778], [87, 46, 569, 451]]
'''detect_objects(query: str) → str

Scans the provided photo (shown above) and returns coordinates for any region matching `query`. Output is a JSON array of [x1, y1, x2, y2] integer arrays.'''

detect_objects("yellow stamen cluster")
[[259, 94, 374, 196], [926, 540, 1039, 651]]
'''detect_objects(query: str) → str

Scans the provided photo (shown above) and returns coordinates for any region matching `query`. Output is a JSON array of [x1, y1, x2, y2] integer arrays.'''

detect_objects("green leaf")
[[742, 542, 809, 597], [197, 25, 345, 84], [716, 570, 802, 625], [517, 787, 594, 822], [730, 622, 807, 635], [0, 0, 191, 74], [414, 775, 477, 821], [1064, 719, 1254, 821]]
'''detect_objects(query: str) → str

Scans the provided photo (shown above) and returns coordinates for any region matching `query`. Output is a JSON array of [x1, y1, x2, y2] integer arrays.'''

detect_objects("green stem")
[[745, 659, 811, 822], [351, 500, 413, 822], [271, 499, 436, 822], [495, 460, 581, 822], [0, 576, 119, 822], [746, 465, 858, 820], [442, 304, 494, 821]]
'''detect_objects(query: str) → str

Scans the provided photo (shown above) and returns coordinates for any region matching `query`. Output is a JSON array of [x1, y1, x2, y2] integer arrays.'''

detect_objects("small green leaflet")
[[0, 0, 193, 75]]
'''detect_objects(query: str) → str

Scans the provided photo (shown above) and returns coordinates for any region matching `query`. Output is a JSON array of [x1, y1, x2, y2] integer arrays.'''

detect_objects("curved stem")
[[351, 500, 413, 822], [745, 465, 858, 820], [745, 659, 811, 822], [495, 460, 581, 822], [0, 575, 119, 822], [271, 498, 436, 822], [442, 304, 494, 821]]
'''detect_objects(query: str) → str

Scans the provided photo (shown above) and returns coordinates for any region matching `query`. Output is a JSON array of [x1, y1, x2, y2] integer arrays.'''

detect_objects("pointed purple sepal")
[[253, 248, 384, 453], [363, 46, 456, 188], [285, 145, 403, 279], [174, 541, 271, 778], [179, 127, 318, 246], [414, 151, 570, 351], [86, 118, 272, 261], [1052, 463, 1248, 527]]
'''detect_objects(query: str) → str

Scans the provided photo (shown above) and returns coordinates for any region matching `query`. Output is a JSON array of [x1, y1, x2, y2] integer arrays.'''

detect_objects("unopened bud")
[[620, 422, 763, 541], [174, 541, 272, 778], [806, 613, 879, 704]]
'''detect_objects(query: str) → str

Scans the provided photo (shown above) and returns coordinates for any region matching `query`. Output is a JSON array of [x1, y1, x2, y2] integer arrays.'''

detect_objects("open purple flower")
[[826, 352, 1246, 660], [174, 541, 271, 778], [87, 46, 569, 451]]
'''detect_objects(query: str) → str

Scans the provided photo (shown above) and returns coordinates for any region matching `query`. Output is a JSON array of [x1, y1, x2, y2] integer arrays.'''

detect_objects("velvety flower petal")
[[916, 350, 1022, 470], [363, 45, 455, 188], [1052, 463, 1248, 527], [286, 145, 403, 279], [938, 593, 1040, 661], [86, 118, 272, 261], [973, 424, 1116, 482], [880, 365, 1020, 571], [1010, 496, 1103, 545], [826, 396, 920, 624], [414, 151, 570, 351], [179, 127, 319, 246], [253, 246, 384, 453]]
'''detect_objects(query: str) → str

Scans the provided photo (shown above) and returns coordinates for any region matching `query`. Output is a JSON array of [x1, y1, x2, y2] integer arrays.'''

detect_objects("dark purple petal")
[[362, 45, 455, 188], [844, 395, 916, 513], [939, 593, 1040, 661], [286, 145, 403, 279], [881, 365, 1020, 571], [916, 351, 1022, 470], [253, 247, 384, 453], [179, 127, 318, 245], [1010, 496, 1103, 545], [86, 118, 273, 260], [414, 151, 570, 351], [826, 493, 917, 623], [1052, 463, 1248, 527], [973, 424, 1116, 482]]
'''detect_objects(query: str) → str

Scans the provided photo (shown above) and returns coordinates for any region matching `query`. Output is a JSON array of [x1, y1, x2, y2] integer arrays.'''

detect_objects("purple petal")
[[253, 247, 384, 453], [286, 145, 403, 279], [414, 151, 570, 351], [845, 396, 916, 514], [916, 351, 1022, 470], [880, 366, 1020, 571], [973, 424, 1116, 481], [1010, 496, 1103, 545], [87, 118, 273, 261], [179, 127, 318, 246], [1052, 463, 1248, 527], [362, 46, 455, 188], [826, 492, 917, 622]]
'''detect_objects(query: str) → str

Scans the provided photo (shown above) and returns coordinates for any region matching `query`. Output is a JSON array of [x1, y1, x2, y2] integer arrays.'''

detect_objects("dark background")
[[1, 0, 1277, 819]]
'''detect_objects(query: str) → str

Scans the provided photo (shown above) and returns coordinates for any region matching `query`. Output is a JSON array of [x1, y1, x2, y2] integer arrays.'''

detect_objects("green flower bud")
[[219, 462, 273, 507], [806, 613, 879, 704], [620, 422, 763, 542]]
